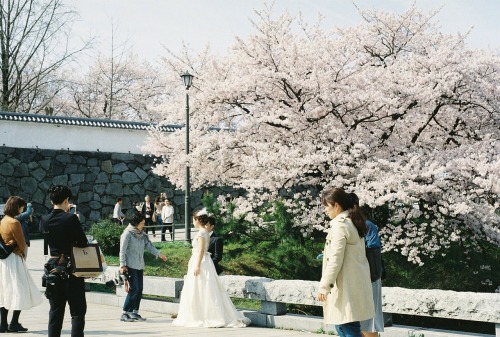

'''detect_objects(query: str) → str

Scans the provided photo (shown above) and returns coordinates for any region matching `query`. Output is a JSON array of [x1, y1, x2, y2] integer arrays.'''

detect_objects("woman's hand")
[[194, 265, 201, 276], [159, 254, 167, 262], [317, 292, 327, 302]]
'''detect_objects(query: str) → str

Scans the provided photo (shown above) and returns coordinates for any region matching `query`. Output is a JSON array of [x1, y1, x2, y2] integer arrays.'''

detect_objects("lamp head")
[[180, 71, 194, 89]]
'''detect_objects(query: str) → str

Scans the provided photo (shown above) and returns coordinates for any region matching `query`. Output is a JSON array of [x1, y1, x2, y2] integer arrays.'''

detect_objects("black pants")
[[144, 218, 155, 235], [161, 222, 173, 241], [48, 276, 86, 337]]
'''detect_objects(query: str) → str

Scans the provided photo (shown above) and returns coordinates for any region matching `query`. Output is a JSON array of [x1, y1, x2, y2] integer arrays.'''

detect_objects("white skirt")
[[0, 253, 43, 310], [172, 253, 250, 328]]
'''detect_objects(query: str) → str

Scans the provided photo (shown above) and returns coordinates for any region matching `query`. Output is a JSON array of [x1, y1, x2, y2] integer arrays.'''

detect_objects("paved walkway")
[[21, 239, 314, 337]]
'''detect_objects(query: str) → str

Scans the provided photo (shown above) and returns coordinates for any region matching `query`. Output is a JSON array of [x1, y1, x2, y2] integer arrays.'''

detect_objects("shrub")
[[89, 219, 124, 255]]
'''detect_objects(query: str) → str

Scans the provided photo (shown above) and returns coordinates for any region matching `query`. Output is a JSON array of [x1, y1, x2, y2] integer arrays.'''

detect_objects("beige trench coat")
[[318, 210, 374, 324]]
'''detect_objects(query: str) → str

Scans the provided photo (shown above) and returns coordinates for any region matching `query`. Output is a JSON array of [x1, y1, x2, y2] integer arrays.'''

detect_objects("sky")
[[66, 0, 500, 61]]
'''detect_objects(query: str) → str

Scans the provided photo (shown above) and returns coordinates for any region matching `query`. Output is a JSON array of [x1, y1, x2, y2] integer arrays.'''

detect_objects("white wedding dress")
[[172, 228, 250, 328]]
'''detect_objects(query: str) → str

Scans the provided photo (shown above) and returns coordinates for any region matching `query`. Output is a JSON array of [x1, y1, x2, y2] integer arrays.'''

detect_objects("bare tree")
[[0, 0, 88, 113], [59, 23, 167, 121]]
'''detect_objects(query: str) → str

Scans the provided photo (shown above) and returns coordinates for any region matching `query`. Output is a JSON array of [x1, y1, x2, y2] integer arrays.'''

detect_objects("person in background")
[[160, 199, 174, 242], [317, 187, 374, 337], [349, 195, 384, 337], [141, 195, 155, 237], [15, 201, 33, 256], [38, 185, 89, 337], [154, 196, 164, 238], [206, 216, 223, 275], [0, 196, 43, 333], [113, 198, 125, 224], [119, 211, 167, 322]]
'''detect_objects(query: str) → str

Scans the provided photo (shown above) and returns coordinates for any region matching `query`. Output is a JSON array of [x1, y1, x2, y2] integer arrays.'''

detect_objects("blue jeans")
[[122, 268, 143, 313], [335, 321, 362, 337]]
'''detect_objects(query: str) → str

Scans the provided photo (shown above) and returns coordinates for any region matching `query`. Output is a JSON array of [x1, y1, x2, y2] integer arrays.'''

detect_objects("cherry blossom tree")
[[146, 4, 500, 264]]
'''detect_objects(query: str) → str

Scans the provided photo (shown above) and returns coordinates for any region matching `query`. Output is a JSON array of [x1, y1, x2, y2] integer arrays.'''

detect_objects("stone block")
[[85, 173, 97, 182], [55, 154, 71, 163], [70, 173, 85, 185], [39, 159, 51, 170], [52, 174, 68, 185], [73, 155, 87, 164], [31, 168, 46, 182], [64, 164, 78, 174], [13, 162, 28, 177], [105, 183, 123, 196], [143, 276, 184, 298], [8, 158, 21, 166], [111, 153, 135, 161], [95, 172, 109, 184], [112, 162, 128, 174], [101, 195, 117, 206], [383, 287, 500, 323], [261, 301, 286, 315], [240, 310, 266, 327], [219, 275, 272, 300], [123, 186, 135, 195], [132, 184, 145, 196], [263, 279, 319, 306], [89, 201, 101, 210], [268, 314, 323, 333], [27, 161, 39, 169], [122, 171, 140, 184], [78, 191, 94, 203], [144, 176, 158, 190], [20, 177, 37, 194], [101, 160, 113, 174], [0, 162, 14, 176], [88, 210, 100, 222], [134, 167, 148, 180], [32, 188, 46, 204]]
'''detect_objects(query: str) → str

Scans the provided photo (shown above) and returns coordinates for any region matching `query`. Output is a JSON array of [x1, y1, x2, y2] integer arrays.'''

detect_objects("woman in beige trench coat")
[[317, 187, 374, 337]]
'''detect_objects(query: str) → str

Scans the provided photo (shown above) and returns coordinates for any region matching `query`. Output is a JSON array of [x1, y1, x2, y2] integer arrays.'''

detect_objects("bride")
[[172, 209, 250, 328]]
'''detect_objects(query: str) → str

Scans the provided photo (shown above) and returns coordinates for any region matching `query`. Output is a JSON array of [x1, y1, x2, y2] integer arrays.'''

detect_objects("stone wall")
[[0, 146, 210, 226]]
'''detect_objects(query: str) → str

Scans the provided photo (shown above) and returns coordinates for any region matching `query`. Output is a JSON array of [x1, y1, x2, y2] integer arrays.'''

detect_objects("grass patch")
[[231, 298, 261, 310], [88, 283, 114, 294], [105, 241, 192, 278]]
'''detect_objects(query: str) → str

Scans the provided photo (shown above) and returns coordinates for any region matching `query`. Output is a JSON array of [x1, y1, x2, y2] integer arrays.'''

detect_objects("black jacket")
[[208, 232, 223, 275], [39, 209, 88, 257]]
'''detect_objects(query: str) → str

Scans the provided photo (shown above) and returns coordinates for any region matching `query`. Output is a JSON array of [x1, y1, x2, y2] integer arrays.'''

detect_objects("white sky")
[[66, 0, 500, 60]]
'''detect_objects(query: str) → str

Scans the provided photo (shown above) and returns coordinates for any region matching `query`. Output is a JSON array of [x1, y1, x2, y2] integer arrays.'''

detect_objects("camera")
[[69, 204, 77, 214], [105, 270, 130, 288]]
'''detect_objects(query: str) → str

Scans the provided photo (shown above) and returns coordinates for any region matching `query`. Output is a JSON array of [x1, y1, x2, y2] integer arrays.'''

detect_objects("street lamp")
[[180, 71, 194, 242]]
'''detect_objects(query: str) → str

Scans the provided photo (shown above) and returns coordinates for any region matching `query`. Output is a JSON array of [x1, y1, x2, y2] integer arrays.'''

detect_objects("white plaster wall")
[[0, 120, 150, 154]]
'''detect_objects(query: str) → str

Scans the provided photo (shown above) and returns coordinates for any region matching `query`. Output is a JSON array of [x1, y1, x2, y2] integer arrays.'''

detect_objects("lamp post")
[[181, 71, 194, 242]]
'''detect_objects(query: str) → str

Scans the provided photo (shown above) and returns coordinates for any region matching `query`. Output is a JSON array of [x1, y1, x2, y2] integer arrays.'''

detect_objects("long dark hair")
[[321, 187, 367, 238]]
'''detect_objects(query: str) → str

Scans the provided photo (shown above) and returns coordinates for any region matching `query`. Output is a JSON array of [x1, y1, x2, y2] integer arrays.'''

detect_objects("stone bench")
[[86, 271, 500, 336]]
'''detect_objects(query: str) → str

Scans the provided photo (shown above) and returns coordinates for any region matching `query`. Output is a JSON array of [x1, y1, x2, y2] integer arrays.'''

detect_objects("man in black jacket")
[[206, 217, 223, 275], [39, 185, 88, 337]]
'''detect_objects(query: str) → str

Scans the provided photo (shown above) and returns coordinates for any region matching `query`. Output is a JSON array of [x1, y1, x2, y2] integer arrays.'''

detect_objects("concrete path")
[[22, 239, 314, 337]]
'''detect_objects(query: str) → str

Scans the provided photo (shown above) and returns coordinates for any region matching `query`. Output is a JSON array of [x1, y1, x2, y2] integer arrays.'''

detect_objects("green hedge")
[[89, 219, 124, 255]]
